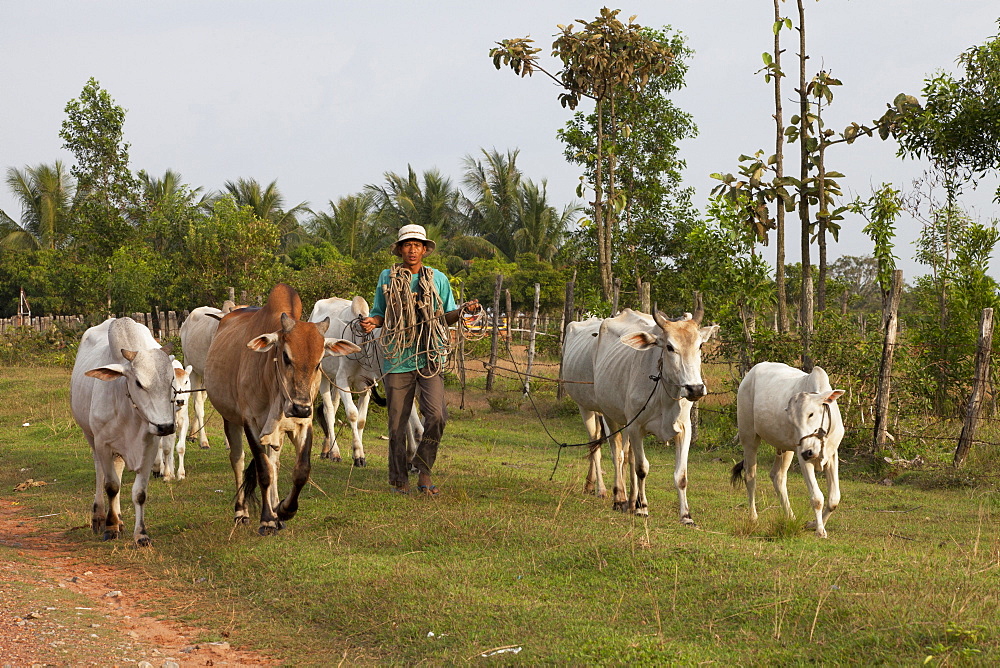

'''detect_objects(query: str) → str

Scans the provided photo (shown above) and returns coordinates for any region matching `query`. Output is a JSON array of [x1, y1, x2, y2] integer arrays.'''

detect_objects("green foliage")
[[853, 183, 902, 299]]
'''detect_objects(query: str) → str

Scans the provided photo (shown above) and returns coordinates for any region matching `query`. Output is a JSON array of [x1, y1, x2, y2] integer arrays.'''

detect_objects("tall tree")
[[514, 179, 581, 262], [491, 8, 675, 300], [307, 192, 382, 258], [558, 26, 696, 303], [59, 78, 140, 257], [1, 162, 76, 251]]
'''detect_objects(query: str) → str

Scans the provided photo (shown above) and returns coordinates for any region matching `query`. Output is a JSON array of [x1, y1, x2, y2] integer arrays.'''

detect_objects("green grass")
[[1, 366, 998, 665]]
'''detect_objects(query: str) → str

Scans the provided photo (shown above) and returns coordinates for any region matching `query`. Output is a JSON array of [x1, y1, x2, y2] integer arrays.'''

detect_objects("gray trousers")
[[384, 369, 446, 487]]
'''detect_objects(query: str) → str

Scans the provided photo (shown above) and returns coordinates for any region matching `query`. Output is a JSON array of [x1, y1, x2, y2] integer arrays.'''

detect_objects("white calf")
[[155, 359, 193, 481], [732, 362, 846, 538]]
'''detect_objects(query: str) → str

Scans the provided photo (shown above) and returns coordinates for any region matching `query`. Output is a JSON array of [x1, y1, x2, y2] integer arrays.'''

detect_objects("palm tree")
[[462, 148, 524, 261], [1, 162, 76, 251], [139, 169, 205, 209], [514, 179, 582, 261], [366, 166, 465, 248], [137, 169, 208, 254], [219, 178, 311, 254], [307, 192, 383, 258]]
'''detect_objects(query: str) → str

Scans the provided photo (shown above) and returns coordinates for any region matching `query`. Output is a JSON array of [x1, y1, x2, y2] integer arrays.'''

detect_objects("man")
[[360, 224, 479, 496]]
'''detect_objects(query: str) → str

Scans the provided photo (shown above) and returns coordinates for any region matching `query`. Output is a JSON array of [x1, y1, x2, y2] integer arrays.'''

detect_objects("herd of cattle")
[[68, 283, 846, 546]]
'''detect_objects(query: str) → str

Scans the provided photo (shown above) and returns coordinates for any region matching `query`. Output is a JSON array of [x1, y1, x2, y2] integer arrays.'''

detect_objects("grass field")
[[1, 364, 998, 665]]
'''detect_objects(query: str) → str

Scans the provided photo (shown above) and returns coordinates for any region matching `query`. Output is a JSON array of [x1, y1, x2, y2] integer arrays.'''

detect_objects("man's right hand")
[[360, 316, 383, 333]]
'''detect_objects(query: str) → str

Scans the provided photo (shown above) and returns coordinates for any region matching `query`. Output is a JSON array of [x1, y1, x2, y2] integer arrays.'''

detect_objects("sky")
[[2, 1, 999, 281]]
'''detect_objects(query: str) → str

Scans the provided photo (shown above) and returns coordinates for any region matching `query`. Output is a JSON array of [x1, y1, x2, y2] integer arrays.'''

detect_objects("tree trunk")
[[594, 100, 613, 301], [797, 0, 813, 371], [955, 308, 994, 467], [873, 270, 903, 454], [774, 0, 789, 333]]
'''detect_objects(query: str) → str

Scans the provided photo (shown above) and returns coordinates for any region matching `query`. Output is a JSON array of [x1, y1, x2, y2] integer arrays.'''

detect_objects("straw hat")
[[391, 224, 436, 256]]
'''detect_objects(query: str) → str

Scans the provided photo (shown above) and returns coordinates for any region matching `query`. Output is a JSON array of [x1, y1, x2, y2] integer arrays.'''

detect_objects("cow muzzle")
[[286, 403, 312, 419], [682, 384, 707, 401], [154, 422, 176, 437]]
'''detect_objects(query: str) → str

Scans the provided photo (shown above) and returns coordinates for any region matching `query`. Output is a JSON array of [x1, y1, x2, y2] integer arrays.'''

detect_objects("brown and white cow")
[[204, 284, 360, 535]]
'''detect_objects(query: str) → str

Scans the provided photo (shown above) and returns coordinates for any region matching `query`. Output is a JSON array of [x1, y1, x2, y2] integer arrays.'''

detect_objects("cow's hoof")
[[91, 520, 104, 535], [319, 450, 331, 460], [199, 443, 211, 449], [258, 522, 284, 536], [354, 457, 366, 467], [612, 501, 628, 513], [681, 515, 696, 526], [234, 516, 251, 526], [152, 470, 163, 479], [103, 530, 120, 541], [177, 473, 186, 481], [135, 535, 152, 547], [633, 506, 649, 517], [330, 454, 342, 463], [186, 436, 196, 443]]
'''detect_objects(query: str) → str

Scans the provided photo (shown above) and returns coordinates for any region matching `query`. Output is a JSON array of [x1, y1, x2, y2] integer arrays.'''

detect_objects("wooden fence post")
[[525, 283, 540, 396], [486, 274, 502, 391], [872, 270, 903, 454], [505, 288, 512, 343], [640, 281, 651, 314], [558, 272, 576, 400], [457, 284, 467, 410], [611, 277, 621, 316], [955, 307, 994, 467]]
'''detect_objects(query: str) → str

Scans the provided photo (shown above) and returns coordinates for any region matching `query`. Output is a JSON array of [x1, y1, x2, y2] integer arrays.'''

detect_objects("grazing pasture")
[[1, 365, 998, 665]]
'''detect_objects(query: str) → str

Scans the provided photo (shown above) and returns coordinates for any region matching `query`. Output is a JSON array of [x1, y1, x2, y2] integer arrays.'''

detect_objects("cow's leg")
[[175, 407, 189, 480], [405, 401, 423, 471], [157, 428, 175, 481], [277, 425, 313, 522], [191, 373, 210, 449], [626, 425, 650, 517], [608, 422, 629, 512], [798, 453, 828, 538], [130, 441, 160, 546], [581, 410, 606, 498], [97, 451, 125, 540], [224, 419, 249, 525], [89, 441, 107, 535], [347, 386, 371, 467], [740, 433, 761, 522], [248, 427, 283, 535], [771, 450, 796, 519], [318, 378, 341, 461], [805, 451, 840, 537], [673, 403, 695, 525]]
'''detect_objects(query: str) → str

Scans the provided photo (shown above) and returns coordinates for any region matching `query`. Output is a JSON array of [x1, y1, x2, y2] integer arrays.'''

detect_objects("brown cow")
[[204, 284, 360, 535]]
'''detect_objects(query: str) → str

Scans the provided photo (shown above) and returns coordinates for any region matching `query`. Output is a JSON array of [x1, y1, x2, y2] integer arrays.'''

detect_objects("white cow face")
[[86, 348, 177, 436], [785, 389, 845, 470], [620, 316, 720, 401], [170, 359, 193, 410]]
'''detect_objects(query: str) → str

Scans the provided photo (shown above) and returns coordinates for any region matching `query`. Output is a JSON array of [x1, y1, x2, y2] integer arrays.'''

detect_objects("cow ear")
[[184, 364, 193, 375], [160, 342, 174, 355], [121, 349, 138, 361], [699, 324, 720, 342], [619, 331, 658, 351], [247, 332, 279, 352], [314, 317, 331, 336], [86, 365, 126, 381], [824, 390, 845, 404], [173, 366, 187, 380], [324, 338, 362, 357], [351, 296, 369, 317]]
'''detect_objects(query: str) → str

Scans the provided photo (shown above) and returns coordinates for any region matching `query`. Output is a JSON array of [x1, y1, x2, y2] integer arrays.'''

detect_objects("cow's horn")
[[652, 309, 670, 331], [281, 312, 296, 333]]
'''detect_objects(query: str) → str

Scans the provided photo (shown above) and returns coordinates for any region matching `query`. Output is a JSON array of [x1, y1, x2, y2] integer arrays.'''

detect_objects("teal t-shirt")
[[370, 267, 457, 373]]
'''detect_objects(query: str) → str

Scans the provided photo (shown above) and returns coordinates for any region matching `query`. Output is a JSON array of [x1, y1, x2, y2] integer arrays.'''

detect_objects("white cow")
[[154, 358, 193, 481], [179, 302, 235, 450], [560, 316, 620, 498], [70, 317, 176, 546], [592, 308, 719, 521], [309, 296, 422, 466], [731, 362, 845, 538]]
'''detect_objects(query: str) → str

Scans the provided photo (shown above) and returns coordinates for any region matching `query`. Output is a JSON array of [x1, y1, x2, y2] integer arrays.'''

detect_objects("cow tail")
[[239, 460, 260, 509], [730, 460, 746, 488]]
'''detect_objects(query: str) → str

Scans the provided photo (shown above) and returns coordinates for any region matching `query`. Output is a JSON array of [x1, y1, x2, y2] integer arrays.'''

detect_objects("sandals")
[[417, 484, 441, 497], [390, 485, 410, 495]]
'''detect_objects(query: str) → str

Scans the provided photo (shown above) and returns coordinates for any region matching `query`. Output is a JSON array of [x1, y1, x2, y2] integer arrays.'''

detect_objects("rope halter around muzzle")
[[798, 401, 832, 467]]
